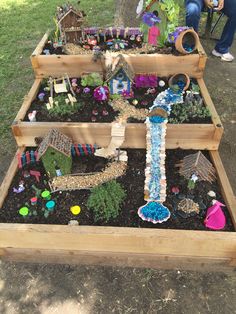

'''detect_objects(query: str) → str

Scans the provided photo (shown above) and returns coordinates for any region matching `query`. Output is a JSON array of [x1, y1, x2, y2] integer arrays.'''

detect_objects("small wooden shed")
[[57, 5, 86, 43], [38, 129, 72, 178]]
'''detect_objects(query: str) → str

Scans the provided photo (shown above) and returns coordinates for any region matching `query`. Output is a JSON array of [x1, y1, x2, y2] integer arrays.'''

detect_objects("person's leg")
[[214, 0, 236, 55], [185, 0, 204, 32]]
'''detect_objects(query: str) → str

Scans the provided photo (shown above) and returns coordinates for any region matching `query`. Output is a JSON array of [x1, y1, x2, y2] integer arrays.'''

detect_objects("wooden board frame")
[[12, 78, 223, 150], [31, 32, 207, 79], [0, 148, 235, 270]]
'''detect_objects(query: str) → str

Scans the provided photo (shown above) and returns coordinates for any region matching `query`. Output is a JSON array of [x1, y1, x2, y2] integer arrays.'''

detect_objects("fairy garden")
[[24, 54, 211, 124], [42, 1, 200, 56], [0, 76, 232, 231], [2, 0, 226, 231]]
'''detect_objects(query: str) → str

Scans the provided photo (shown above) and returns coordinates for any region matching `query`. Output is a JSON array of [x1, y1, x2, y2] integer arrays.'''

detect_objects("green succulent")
[[87, 180, 126, 222]]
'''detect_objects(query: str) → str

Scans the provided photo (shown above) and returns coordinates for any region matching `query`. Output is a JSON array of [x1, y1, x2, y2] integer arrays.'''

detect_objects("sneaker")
[[212, 49, 234, 62]]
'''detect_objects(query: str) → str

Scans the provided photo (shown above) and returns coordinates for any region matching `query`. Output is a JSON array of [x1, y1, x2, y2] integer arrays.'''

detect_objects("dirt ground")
[[0, 1, 236, 313]]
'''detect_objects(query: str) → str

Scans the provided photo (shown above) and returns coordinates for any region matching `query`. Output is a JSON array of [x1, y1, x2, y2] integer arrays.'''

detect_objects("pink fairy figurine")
[[204, 200, 226, 230]]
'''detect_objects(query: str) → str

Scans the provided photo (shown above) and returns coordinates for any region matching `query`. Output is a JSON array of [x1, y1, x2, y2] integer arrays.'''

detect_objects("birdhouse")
[[138, 0, 161, 44], [37, 129, 72, 178], [56, 3, 86, 44], [106, 55, 135, 95]]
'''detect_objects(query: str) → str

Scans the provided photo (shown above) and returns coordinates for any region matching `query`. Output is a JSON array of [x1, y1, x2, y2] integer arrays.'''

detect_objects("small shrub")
[[169, 92, 211, 124], [87, 180, 126, 222], [48, 95, 83, 117], [81, 73, 103, 87], [187, 179, 195, 190]]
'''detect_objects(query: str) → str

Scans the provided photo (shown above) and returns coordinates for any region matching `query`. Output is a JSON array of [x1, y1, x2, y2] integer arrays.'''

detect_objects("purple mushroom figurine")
[[93, 86, 109, 102]]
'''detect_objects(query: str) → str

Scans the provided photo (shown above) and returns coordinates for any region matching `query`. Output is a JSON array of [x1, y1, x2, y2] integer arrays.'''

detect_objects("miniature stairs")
[[95, 123, 127, 161]]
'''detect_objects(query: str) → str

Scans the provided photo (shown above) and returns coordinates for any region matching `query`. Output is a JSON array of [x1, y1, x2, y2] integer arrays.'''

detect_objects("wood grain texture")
[[12, 78, 221, 150], [0, 149, 235, 268], [31, 33, 207, 78], [210, 150, 236, 229], [12, 122, 217, 149], [0, 147, 25, 208]]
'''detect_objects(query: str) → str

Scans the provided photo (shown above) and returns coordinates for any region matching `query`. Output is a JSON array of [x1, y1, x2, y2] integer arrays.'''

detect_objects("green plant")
[[169, 93, 211, 124], [187, 179, 195, 190], [48, 95, 83, 117], [87, 180, 126, 222], [158, 0, 180, 46], [81, 73, 103, 87], [110, 94, 122, 101]]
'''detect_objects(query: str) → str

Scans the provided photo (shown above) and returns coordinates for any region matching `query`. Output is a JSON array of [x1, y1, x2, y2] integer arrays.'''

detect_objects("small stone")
[[176, 210, 188, 219], [159, 80, 166, 87], [177, 193, 185, 200], [68, 220, 79, 226], [198, 200, 207, 210], [208, 191, 216, 198]]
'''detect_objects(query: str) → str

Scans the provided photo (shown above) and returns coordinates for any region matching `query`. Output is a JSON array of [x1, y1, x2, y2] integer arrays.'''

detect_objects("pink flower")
[[171, 186, 180, 195], [122, 90, 134, 99]]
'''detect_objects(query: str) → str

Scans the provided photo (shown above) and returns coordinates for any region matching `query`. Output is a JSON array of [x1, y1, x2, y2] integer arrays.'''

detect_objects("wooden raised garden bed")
[[31, 32, 207, 79], [0, 147, 235, 270], [12, 77, 223, 150]]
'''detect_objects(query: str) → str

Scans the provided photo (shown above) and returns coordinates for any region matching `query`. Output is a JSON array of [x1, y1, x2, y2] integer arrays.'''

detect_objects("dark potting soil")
[[23, 79, 212, 124], [0, 149, 234, 232], [42, 39, 177, 56]]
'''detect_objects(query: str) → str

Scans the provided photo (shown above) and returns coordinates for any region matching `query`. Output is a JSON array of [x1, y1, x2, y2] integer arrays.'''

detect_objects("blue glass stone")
[[138, 201, 170, 223]]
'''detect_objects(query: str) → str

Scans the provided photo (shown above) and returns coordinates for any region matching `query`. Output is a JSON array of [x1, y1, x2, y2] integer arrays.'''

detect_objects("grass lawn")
[[0, 0, 114, 161]]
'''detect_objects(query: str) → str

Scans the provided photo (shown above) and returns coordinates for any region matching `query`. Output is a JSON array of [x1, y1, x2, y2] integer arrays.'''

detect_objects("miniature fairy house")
[[106, 55, 135, 95], [176, 151, 216, 183], [56, 3, 86, 43], [137, 0, 161, 44], [37, 129, 72, 178]]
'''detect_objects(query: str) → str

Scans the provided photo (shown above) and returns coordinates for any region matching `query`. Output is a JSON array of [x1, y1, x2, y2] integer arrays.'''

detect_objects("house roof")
[[57, 8, 85, 25], [106, 54, 135, 82], [177, 151, 216, 183], [145, 0, 159, 11], [38, 129, 72, 159]]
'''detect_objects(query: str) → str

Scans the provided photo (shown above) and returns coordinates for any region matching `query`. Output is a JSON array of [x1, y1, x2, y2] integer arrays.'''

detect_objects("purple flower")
[[83, 87, 91, 94], [168, 26, 189, 43], [142, 12, 161, 27], [38, 92, 45, 101], [93, 86, 109, 102], [135, 75, 158, 88]]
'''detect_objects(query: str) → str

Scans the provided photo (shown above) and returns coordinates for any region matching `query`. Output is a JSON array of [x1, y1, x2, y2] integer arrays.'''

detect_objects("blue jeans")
[[185, 0, 236, 53]]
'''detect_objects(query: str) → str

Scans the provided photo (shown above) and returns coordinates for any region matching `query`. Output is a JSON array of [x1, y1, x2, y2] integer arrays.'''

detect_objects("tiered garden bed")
[[31, 32, 207, 79], [12, 77, 223, 150], [0, 147, 235, 270]]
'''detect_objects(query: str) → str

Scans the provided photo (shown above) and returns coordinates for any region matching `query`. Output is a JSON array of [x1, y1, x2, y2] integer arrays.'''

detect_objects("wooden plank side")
[[13, 79, 42, 121], [0, 148, 25, 208], [1, 248, 234, 272], [197, 42, 207, 71], [33, 54, 204, 79], [12, 122, 217, 149], [197, 78, 223, 127], [34, 55, 104, 78], [0, 224, 235, 260], [123, 54, 204, 78], [210, 151, 236, 228], [32, 31, 50, 57]]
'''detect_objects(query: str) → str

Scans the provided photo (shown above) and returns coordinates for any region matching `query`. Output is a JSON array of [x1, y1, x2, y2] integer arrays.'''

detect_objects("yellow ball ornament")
[[70, 205, 81, 216]]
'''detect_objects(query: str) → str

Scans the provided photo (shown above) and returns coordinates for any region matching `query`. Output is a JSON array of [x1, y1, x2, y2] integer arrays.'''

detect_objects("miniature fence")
[[17, 151, 39, 168], [71, 144, 96, 156]]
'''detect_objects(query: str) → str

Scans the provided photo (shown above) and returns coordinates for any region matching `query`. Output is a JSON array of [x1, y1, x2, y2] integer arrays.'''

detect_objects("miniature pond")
[[0, 148, 233, 231]]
